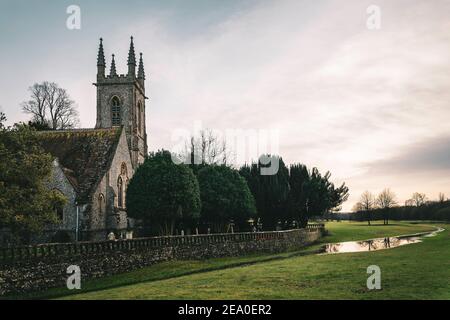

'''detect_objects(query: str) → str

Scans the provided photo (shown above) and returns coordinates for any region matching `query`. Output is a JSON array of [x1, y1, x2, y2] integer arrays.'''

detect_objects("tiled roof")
[[38, 128, 122, 203]]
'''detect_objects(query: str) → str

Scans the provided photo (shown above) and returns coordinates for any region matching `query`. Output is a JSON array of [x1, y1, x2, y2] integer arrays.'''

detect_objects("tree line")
[[238, 161, 349, 230], [2, 81, 350, 242], [352, 190, 450, 224], [126, 145, 349, 236]]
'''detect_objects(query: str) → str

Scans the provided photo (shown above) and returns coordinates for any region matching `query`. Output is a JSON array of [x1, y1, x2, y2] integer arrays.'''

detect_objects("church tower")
[[94, 37, 148, 168]]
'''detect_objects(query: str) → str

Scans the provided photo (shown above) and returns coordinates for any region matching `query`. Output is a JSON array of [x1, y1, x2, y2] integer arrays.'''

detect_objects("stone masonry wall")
[[0, 227, 324, 296], [89, 129, 133, 239]]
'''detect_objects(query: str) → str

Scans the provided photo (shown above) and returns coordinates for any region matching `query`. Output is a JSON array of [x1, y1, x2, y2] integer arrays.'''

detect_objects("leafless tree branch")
[[22, 81, 79, 129]]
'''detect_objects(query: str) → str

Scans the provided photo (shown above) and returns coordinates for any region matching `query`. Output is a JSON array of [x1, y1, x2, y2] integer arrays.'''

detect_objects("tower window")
[[111, 96, 121, 126], [137, 102, 142, 134]]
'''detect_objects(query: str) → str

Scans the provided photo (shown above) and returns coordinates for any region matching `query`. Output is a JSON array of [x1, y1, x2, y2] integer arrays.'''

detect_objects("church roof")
[[38, 127, 123, 204]]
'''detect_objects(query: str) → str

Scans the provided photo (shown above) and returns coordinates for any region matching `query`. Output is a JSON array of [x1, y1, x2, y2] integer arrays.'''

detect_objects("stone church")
[[39, 37, 148, 242]]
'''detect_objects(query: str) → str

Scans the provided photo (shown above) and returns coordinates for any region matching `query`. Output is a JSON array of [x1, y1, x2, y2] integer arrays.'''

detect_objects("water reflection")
[[323, 236, 422, 254], [322, 227, 444, 254], [423, 227, 445, 237]]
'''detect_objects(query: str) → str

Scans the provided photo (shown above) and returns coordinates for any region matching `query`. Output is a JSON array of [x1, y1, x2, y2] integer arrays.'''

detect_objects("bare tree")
[[359, 191, 375, 225], [352, 202, 363, 212], [438, 192, 446, 203], [183, 129, 232, 167], [21, 83, 48, 125], [22, 81, 79, 129], [376, 188, 397, 225], [408, 192, 428, 207]]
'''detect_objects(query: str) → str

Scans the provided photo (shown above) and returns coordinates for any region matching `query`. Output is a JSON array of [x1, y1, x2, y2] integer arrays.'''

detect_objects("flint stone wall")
[[0, 226, 324, 296]]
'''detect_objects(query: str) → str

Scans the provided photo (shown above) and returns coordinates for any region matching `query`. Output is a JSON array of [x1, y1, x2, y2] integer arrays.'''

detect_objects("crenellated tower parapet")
[[94, 37, 148, 168]]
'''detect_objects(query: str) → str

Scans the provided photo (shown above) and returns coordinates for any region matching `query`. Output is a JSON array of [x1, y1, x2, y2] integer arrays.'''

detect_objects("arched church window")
[[98, 193, 105, 214], [137, 102, 142, 134], [121, 163, 127, 176], [117, 176, 123, 207], [56, 206, 64, 221], [111, 96, 121, 126], [117, 163, 128, 209]]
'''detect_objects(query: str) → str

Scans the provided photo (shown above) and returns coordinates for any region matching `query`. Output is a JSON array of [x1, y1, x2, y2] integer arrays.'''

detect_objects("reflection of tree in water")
[[358, 239, 379, 251], [358, 238, 389, 251], [357, 240, 369, 250], [324, 234, 425, 254], [325, 243, 342, 253], [387, 237, 402, 247], [397, 236, 420, 246], [384, 237, 391, 248], [358, 237, 406, 251]]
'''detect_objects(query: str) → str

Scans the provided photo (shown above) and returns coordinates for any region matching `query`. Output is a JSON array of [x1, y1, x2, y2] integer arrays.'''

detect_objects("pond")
[[321, 227, 444, 254]]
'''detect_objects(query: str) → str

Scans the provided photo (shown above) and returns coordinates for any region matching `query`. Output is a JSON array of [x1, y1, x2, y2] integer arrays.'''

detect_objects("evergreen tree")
[[197, 165, 256, 232], [126, 150, 201, 235], [287, 164, 310, 227], [0, 121, 66, 244], [240, 155, 289, 230], [242, 159, 349, 229]]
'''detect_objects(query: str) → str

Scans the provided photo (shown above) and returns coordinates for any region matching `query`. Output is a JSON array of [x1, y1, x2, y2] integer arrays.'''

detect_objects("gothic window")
[[56, 206, 64, 221], [117, 163, 128, 209], [121, 163, 127, 176], [52, 189, 64, 221], [98, 193, 105, 214], [117, 176, 123, 208], [111, 96, 121, 126], [137, 102, 142, 134]]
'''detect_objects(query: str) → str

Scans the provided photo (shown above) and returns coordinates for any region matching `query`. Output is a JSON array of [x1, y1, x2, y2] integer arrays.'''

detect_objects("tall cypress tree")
[[240, 155, 289, 230], [287, 164, 310, 227]]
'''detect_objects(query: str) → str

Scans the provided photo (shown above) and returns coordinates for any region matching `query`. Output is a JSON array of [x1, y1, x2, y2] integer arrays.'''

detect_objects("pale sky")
[[1, 0, 449, 211]]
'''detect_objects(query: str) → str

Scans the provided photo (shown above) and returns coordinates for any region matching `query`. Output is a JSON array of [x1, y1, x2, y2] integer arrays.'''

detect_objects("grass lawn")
[[41, 220, 448, 300]]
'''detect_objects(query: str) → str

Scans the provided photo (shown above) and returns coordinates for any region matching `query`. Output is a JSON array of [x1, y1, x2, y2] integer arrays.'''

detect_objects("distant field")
[[42, 221, 448, 300], [318, 220, 437, 243]]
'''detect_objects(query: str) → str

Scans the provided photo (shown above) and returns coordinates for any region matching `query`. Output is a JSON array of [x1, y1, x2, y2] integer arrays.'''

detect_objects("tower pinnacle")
[[97, 38, 106, 79], [110, 54, 117, 77], [95, 37, 148, 168], [127, 36, 136, 77], [138, 52, 145, 83], [97, 38, 106, 66]]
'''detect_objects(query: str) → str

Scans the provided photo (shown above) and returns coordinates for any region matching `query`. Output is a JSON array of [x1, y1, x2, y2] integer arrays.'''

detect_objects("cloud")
[[1, 0, 449, 210], [367, 136, 450, 174]]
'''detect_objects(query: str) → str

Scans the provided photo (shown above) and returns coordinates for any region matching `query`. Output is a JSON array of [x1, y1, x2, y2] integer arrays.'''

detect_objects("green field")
[[12, 221, 448, 300], [42, 221, 447, 300]]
